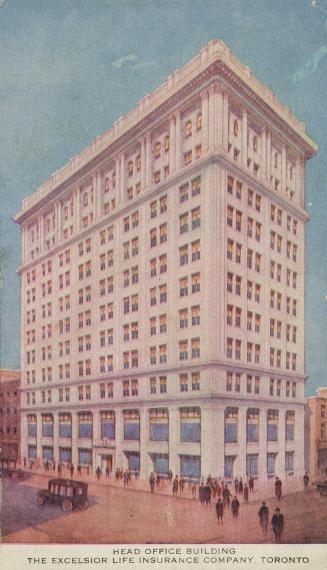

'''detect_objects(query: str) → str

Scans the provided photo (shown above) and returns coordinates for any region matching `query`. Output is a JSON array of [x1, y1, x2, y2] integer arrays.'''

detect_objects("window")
[[159, 376, 167, 393], [180, 245, 188, 266], [180, 373, 188, 392], [225, 408, 238, 443], [192, 273, 200, 293], [180, 184, 189, 203], [185, 120, 192, 137]]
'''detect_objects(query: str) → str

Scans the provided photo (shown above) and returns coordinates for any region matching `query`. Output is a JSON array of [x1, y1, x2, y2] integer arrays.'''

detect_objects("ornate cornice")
[[15, 43, 317, 225]]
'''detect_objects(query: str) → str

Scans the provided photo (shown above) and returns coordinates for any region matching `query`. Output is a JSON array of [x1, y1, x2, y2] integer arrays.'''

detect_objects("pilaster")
[[242, 108, 248, 168], [201, 89, 209, 152], [259, 407, 267, 480], [140, 407, 149, 478], [175, 110, 182, 170], [276, 408, 286, 478], [169, 406, 180, 475], [71, 412, 78, 466], [222, 89, 229, 152]]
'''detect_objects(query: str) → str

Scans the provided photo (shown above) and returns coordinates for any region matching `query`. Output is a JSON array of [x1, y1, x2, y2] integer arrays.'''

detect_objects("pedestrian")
[[179, 476, 185, 494], [204, 483, 211, 507], [156, 473, 161, 488], [149, 472, 155, 493], [275, 477, 282, 501], [258, 501, 269, 534], [243, 484, 249, 503], [23, 457, 26, 468], [238, 477, 243, 494], [215, 498, 224, 525], [191, 480, 197, 501], [303, 473, 309, 489], [234, 477, 239, 495], [53, 460, 56, 471], [172, 475, 179, 496], [77, 464, 82, 476], [168, 469, 173, 484], [188, 477, 192, 491], [271, 507, 284, 543], [216, 483, 221, 498], [124, 470, 129, 487], [96, 466, 102, 481], [128, 470, 132, 485], [222, 485, 230, 507], [249, 476, 254, 492], [58, 463, 62, 476], [70, 464, 74, 478], [199, 483, 205, 505], [105, 465, 110, 478], [231, 496, 240, 519]]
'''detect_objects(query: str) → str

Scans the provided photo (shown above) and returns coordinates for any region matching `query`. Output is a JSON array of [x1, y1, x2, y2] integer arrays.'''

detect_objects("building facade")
[[15, 40, 317, 480], [0, 369, 21, 459], [307, 388, 327, 478]]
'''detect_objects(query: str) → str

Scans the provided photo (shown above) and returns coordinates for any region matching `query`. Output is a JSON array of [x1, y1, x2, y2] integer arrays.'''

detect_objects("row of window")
[[26, 405, 295, 446], [226, 372, 297, 398]]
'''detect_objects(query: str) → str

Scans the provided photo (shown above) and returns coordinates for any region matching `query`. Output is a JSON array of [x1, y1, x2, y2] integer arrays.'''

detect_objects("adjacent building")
[[307, 388, 327, 478], [0, 369, 21, 459], [14, 40, 318, 480]]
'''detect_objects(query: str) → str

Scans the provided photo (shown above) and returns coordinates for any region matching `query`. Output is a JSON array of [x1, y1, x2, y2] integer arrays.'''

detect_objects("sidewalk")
[[22, 465, 307, 503]]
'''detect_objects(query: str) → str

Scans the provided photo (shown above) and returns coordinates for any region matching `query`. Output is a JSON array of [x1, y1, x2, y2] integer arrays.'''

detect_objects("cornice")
[[15, 41, 317, 225]]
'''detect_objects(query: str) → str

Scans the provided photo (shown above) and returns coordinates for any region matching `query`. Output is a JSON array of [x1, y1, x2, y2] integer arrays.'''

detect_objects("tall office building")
[[0, 369, 21, 459], [15, 40, 317, 480]]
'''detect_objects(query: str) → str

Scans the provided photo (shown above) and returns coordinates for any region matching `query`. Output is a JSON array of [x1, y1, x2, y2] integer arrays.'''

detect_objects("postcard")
[[0, 1, 327, 569]]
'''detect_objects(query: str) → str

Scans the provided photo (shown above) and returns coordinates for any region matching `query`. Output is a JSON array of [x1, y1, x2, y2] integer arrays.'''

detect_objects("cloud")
[[292, 45, 327, 83], [112, 53, 155, 70], [112, 53, 137, 68]]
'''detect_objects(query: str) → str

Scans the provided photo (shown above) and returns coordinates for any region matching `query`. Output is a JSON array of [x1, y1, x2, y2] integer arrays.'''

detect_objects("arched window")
[[233, 120, 238, 137]]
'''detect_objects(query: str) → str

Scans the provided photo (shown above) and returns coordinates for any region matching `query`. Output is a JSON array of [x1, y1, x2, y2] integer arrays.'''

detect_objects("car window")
[[59, 486, 66, 496], [66, 487, 73, 497], [77, 487, 84, 495]]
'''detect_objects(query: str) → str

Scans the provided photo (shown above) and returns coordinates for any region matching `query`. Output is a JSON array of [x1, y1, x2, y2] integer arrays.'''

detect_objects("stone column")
[[234, 406, 247, 479], [208, 84, 215, 151], [120, 152, 125, 203], [214, 84, 223, 150], [140, 408, 149, 478], [259, 407, 267, 481], [115, 409, 123, 471], [281, 143, 287, 194], [53, 412, 59, 465], [201, 406, 215, 477], [115, 156, 120, 201], [214, 406, 225, 478], [276, 408, 286, 479], [169, 116, 176, 173], [74, 188, 80, 233], [261, 126, 267, 180], [140, 137, 146, 190], [145, 134, 152, 188], [92, 173, 98, 221], [22, 225, 27, 264], [54, 202, 59, 243], [222, 89, 229, 152], [97, 171, 103, 218], [169, 406, 180, 476], [93, 410, 101, 471], [175, 110, 182, 170], [36, 413, 42, 462], [242, 108, 248, 168], [71, 412, 79, 466], [39, 214, 44, 254], [266, 128, 272, 183]]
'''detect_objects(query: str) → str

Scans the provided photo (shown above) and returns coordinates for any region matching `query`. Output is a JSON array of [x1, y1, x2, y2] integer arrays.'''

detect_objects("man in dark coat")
[[216, 498, 224, 525], [58, 462, 62, 476], [258, 501, 269, 533], [231, 496, 240, 519], [168, 469, 173, 484], [149, 472, 155, 493], [303, 473, 309, 489], [275, 477, 282, 500], [234, 477, 239, 494], [243, 484, 249, 503], [172, 475, 179, 496], [199, 483, 205, 505], [105, 465, 110, 478], [96, 466, 102, 481], [249, 476, 254, 492], [222, 485, 230, 507], [204, 483, 211, 507], [272, 507, 284, 543], [77, 464, 82, 476], [70, 464, 74, 478], [238, 477, 243, 494]]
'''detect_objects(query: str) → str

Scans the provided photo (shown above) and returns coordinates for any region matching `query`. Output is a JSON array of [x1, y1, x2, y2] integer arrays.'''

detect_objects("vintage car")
[[36, 478, 89, 511], [0, 457, 25, 481]]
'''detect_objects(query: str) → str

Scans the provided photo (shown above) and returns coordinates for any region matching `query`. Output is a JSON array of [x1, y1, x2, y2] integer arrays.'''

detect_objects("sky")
[[0, 0, 326, 396]]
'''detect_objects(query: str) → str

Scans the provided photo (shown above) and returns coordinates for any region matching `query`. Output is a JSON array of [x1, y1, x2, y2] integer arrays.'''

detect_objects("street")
[[1, 474, 327, 544]]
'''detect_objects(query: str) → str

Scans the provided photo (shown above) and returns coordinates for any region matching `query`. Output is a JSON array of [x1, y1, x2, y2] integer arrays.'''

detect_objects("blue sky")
[[0, 0, 326, 396]]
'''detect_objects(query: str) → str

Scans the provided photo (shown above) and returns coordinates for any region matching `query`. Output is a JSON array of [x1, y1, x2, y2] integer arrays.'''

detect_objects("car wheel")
[[81, 499, 89, 510], [37, 495, 45, 506], [62, 499, 73, 512]]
